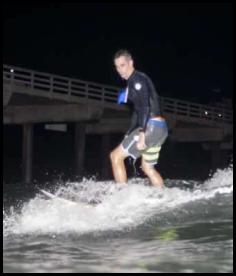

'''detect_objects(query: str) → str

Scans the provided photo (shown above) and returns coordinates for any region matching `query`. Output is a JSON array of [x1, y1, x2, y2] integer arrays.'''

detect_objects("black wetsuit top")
[[125, 70, 161, 135]]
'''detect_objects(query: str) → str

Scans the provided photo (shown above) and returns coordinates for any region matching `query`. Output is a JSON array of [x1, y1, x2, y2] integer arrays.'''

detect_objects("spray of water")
[[3, 167, 233, 237]]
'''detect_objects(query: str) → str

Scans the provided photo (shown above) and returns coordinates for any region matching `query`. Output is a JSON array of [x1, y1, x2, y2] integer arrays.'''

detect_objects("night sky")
[[3, 3, 233, 103]]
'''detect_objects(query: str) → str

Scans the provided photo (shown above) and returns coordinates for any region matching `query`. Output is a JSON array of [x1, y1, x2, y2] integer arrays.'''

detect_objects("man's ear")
[[129, 59, 134, 67]]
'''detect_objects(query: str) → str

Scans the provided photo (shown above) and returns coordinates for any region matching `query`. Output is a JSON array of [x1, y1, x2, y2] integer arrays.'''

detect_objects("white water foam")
[[3, 167, 233, 237]]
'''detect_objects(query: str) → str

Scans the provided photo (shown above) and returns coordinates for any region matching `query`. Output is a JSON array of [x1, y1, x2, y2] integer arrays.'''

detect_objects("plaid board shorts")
[[121, 118, 168, 165]]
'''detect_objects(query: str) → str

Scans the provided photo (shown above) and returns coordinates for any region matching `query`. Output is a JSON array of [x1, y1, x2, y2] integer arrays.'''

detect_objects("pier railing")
[[3, 64, 233, 125]]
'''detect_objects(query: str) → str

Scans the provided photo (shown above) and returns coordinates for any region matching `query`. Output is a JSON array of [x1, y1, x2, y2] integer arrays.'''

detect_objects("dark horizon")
[[3, 3, 233, 104]]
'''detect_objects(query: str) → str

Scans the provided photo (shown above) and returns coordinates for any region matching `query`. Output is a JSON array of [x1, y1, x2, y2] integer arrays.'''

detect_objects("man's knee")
[[110, 150, 117, 162], [110, 147, 125, 164], [141, 160, 154, 174]]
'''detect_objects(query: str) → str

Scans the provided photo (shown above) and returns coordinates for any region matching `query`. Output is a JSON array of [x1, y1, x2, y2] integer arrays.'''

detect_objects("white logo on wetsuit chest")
[[134, 82, 142, 90]]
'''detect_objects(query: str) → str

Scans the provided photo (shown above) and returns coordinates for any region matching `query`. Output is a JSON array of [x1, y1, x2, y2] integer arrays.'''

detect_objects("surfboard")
[[40, 189, 91, 207]]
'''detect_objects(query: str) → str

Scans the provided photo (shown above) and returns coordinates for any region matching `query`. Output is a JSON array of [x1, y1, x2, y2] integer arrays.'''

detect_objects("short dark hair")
[[113, 49, 132, 60]]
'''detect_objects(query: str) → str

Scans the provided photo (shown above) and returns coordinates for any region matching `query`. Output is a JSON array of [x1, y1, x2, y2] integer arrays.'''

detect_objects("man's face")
[[114, 56, 134, 80]]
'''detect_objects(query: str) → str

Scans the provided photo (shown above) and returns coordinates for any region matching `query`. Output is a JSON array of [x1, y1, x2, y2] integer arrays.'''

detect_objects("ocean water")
[[3, 167, 233, 273]]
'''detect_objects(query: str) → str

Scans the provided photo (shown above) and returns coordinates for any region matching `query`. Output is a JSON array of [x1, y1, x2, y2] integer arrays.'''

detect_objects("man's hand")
[[136, 132, 147, 150]]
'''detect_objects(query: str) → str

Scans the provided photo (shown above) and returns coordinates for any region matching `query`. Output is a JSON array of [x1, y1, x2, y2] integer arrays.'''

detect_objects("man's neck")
[[127, 68, 135, 80]]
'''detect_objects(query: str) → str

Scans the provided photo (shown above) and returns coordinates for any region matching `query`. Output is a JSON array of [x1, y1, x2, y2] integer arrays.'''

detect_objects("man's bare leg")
[[141, 158, 164, 188], [110, 144, 129, 183]]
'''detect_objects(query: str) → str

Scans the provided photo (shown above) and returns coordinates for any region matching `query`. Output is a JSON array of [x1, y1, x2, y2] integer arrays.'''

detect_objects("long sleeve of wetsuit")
[[134, 80, 150, 132]]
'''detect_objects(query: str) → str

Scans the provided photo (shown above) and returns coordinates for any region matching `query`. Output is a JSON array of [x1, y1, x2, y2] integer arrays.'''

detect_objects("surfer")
[[110, 49, 168, 187]]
